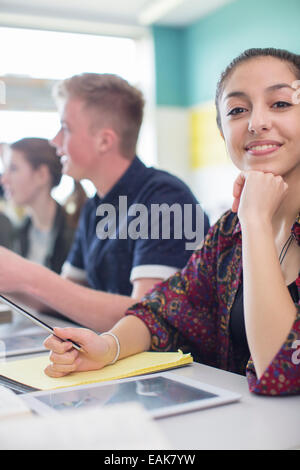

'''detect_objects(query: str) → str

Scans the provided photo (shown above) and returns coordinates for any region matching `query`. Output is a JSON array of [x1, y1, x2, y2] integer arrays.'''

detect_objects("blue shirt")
[[63, 157, 209, 295]]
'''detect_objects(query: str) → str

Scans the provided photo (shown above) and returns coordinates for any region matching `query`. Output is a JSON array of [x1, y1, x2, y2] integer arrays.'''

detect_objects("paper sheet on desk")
[[0, 386, 31, 420], [0, 350, 193, 390], [0, 403, 170, 450]]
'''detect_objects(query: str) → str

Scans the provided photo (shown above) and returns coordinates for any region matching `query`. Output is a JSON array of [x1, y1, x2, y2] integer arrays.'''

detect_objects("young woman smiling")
[[44, 48, 300, 395]]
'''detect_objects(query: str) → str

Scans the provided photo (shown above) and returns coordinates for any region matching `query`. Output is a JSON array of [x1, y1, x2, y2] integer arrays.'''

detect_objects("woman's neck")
[[272, 165, 300, 236], [270, 165, 300, 285], [28, 192, 57, 232]]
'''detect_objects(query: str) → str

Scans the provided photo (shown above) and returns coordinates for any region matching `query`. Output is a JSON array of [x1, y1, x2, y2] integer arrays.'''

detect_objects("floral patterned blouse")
[[126, 210, 300, 396]]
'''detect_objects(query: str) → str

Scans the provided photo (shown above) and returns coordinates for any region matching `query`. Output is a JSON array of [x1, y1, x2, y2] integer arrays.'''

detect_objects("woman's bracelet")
[[99, 332, 120, 365]]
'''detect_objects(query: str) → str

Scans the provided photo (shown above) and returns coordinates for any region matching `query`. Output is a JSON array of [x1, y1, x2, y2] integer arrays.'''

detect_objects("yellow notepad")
[[0, 350, 193, 391]]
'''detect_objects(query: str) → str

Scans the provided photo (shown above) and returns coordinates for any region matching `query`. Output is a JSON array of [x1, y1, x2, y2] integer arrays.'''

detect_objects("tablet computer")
[[22, 372, 241, 419]]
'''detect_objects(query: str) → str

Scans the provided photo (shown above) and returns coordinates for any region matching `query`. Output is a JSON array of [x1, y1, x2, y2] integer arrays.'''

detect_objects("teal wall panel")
[[153, 0, 300, 107], [152, 26, 186, 106], [184, 0, 300, 106]]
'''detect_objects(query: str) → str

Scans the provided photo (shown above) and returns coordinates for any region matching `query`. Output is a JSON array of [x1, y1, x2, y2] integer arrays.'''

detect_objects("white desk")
[[159, 363, 300, 450], [1, 314, 299, 450]]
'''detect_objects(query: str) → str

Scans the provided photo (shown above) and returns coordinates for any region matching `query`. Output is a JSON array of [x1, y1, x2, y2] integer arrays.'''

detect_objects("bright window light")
[[0, 27, 138, 82], [0, 27, 155, 202], [0, 111, 59, 142]]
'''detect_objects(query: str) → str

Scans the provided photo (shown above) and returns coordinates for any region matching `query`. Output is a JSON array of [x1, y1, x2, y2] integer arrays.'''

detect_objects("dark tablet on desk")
[[0, 332, 48, 359], [23, 372, 241, 418], [0, 375, 37, 394]]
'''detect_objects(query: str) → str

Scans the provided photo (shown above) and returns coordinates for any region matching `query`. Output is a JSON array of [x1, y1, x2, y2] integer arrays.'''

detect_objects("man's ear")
[[97, 128, 117, 153]]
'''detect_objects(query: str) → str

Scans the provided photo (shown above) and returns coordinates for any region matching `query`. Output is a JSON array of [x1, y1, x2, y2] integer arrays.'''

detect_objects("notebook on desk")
[[0, 350, 193, 392]]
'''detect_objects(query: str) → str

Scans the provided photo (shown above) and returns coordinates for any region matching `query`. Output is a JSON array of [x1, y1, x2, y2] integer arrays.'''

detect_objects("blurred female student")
[[2, 137, 80, 273], [44, 48, 299, 395], [0, 182, 14, 249]]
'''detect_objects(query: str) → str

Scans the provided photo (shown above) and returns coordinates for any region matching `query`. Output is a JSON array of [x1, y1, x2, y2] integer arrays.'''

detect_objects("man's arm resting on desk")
[[0, 248, 164, 331]]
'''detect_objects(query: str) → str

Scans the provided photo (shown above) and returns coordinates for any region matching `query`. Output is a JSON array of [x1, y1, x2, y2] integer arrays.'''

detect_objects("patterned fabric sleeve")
[[246, 302, 300, 396], [125, 222, 220, 363], [247, 217, 300, 395]]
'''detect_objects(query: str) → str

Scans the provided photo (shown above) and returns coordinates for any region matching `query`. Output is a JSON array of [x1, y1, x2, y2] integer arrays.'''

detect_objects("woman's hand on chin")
[[232, 170, 288, 226]]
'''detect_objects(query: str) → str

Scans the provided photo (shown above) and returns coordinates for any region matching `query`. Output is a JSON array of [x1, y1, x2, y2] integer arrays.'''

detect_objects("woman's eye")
[[227, 107, 246, 116], [272, 101, 292, 109]]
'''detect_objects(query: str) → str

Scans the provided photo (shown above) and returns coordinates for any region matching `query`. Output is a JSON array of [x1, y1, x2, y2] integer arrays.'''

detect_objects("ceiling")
[[0, 0, 235, 37]]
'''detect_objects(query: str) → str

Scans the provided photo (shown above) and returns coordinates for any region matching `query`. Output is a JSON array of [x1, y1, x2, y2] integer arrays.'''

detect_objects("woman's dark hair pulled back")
[[215, 47, 300, 130], [10, 137, 62, 189]]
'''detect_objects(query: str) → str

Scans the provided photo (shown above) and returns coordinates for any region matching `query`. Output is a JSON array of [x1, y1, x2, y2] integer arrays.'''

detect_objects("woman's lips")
[[245, 141, 282, 156]]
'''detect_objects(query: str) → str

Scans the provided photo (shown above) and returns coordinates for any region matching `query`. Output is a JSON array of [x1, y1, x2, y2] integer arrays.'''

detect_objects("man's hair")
[[53, 73, 145, 160], [10, 137, 62, 188], [215, 47, 300, 131]]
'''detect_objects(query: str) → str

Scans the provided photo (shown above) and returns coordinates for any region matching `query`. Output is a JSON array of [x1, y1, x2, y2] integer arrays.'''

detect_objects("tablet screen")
[[27, 375, 219, 417]]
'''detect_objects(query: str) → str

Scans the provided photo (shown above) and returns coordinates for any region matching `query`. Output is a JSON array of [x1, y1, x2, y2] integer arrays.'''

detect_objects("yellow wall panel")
[[189, 102, 228, 169]]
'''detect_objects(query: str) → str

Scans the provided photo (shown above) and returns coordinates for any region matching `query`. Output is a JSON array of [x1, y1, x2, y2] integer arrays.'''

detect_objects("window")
[[0, 27, 156, 200]]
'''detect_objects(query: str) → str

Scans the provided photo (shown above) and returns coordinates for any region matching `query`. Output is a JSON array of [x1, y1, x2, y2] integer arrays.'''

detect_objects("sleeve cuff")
[[246, 303, 300, 395], [61, 261, 87, 282], [130, 265, 179, 282]]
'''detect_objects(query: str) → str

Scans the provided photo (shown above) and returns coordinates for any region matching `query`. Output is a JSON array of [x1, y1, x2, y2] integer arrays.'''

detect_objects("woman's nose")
[[248, 107, 272, 135]]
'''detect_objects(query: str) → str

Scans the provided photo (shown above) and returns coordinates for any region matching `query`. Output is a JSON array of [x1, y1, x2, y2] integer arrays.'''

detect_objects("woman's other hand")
[[43, 327, 117, 377]]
